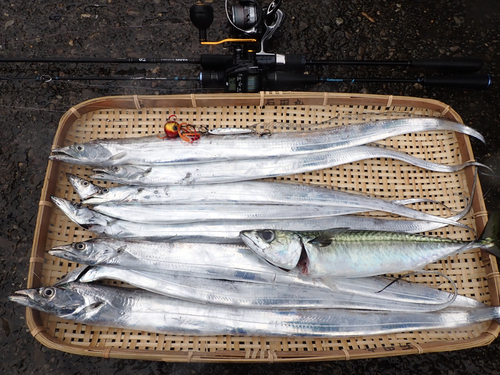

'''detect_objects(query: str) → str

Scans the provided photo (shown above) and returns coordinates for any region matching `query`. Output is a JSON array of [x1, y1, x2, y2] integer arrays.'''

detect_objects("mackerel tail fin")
[[479, 212, 500, 258]]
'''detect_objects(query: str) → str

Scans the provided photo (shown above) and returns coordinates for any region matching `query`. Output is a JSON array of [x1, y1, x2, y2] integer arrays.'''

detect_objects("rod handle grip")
[[266, 72, 319, 89], [422, 74, 492, 89], [411, 58, 484, 73]]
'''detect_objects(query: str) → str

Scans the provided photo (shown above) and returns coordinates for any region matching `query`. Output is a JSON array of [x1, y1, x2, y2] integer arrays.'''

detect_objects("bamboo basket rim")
[[26, 91, 499, 363]]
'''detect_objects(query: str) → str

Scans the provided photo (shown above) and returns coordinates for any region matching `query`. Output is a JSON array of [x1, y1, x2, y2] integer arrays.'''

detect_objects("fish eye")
[[102, 188, 109, 193], [41, 287, 56, 299], [75, 203, 83, 209], [259, 230, 275, 243], [82, 181, 89, 186], [75, 242, 87, 251], [76, 145, 84, 152], [111, 166, 119, 172]]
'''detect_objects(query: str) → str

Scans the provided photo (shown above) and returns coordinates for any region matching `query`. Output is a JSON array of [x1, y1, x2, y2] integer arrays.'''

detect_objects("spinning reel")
[[0, 1, 492, 92]]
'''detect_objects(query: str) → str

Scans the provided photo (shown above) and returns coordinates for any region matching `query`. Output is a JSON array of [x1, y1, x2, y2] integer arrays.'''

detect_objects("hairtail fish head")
[[83, 186, 136, 205], [91, 165, 147, 183], [66, 173, 101, 200], [49, 142, 113, 166], [8, 285, 87, 317], [240, 229, 304, 271], [49, 238, 127, 265], [50, 196, 112, 229]]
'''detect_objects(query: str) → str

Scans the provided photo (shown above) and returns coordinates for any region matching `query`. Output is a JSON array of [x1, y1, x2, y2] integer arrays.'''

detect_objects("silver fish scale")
[[53, 247, 485, 312], [9, 282, 500, 338], [50, 118, 485, 167], [89, 146, 483, 186]]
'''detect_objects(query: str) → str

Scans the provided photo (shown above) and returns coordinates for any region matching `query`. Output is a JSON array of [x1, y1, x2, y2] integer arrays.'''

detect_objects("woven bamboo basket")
[[27, 92, 499, 362]]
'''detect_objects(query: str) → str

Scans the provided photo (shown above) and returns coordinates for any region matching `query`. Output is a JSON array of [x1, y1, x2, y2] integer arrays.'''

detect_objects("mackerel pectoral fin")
[[307, 229, 350, 247], [309, 235, 332, 247]]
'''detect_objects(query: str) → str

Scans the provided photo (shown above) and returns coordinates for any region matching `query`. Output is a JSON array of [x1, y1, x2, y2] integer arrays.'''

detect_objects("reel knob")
[[190, 3, 214, 42]]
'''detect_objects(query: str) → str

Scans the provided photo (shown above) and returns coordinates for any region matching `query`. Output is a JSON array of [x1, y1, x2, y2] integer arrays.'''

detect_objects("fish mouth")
[[8, 289, 34, 306], [239, 231, 272, 259], [48, 245, 72, 259], [240, 231, 269, 251], [240, 231, 297, 272], [66, 173, 86, 185], [66, 173, 100, 200], [239, 231, 257, 248], [49, 148, 78, 162], [66, 173, 79, 182], [51, 196, 78, 216], [50, 196, 96, 227]]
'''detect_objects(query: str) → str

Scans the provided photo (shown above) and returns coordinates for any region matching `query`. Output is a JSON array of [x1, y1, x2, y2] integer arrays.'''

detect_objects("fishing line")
[[376, 270, 458, 310], [477, 169, 499, 178]]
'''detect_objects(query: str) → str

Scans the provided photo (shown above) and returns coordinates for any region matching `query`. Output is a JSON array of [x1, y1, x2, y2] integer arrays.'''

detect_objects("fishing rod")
[[0, 1, 493, 92], [0, 56, 485, 74], [1, 72, 490, 91]]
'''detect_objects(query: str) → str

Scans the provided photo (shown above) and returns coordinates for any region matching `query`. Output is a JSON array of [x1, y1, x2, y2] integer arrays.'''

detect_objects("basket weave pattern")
[[27, 92, 499, 362]]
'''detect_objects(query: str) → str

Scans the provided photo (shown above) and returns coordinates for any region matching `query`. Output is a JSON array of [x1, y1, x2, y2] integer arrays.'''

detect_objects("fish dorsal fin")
[[308, 228, 350, 247]]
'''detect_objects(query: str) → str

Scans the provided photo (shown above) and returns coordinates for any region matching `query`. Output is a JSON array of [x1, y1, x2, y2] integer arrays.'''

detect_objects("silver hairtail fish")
[[48, 238, 472, 307], [83, 177, 473, 225], [77, 178, 463, 214], [89, 145, 485, 186], [49, 118, 485, 167], [51, 197, 469, 243], [9, 282, 500, 338], [55, 262, 483, 312]]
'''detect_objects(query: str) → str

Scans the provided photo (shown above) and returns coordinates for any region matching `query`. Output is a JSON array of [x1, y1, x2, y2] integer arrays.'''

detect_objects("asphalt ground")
[[1, 1, 499, 373]]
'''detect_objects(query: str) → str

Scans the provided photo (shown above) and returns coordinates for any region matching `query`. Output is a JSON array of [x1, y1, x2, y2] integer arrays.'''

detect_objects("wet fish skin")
[[58, 264, 481, 312], [79, 178, 473, 230], [49, 118, 485, 167], [240, 216, 499, 278], [10, 282, 500, 338], [89, 145, 484, 186], [90, 202, 419, 224], [48, 238, 293, 285], [80, 179, 460, 212], [51, 197, 467, 243], [49, 238, 484, 310], [81, 179, 469, 228]]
